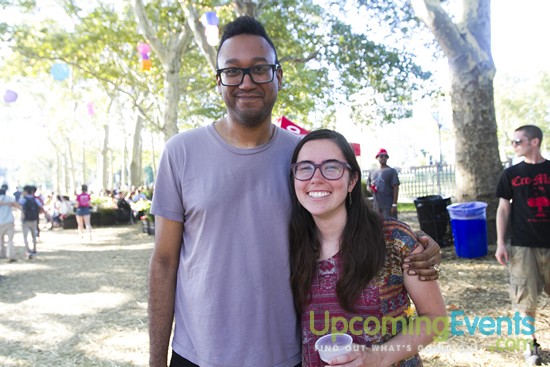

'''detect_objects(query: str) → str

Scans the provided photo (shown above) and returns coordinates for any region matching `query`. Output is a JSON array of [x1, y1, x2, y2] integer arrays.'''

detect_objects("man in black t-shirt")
[[495, 125, 549, 366]]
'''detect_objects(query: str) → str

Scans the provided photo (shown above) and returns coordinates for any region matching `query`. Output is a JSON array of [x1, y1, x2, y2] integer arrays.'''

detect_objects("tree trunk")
[[130, 114, 144, 187], [66, 137, 75, 195], [122, 137, 128, 188], [412, 0, 502, 243], [450, 67, 501, 242], [101, 123, 110, 190], [81, 145, 86, 186], [162, 52, 183, 140], [133, 0, 193, 142]]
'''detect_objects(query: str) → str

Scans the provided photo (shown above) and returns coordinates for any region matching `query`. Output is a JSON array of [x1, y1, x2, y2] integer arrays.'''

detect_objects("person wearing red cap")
[[367, 148, 400, 219]]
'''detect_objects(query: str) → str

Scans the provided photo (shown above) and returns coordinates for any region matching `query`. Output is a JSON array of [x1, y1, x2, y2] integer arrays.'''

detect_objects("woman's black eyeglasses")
[[291, 160, 351, 181]]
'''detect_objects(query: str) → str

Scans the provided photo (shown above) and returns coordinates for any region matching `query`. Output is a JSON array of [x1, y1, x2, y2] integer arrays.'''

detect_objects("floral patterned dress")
[[301, 218, 423, 367]]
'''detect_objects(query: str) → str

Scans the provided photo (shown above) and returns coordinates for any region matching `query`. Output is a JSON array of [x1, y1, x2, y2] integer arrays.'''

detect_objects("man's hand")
[[402, 232, 442, 281], [495, 244, 509, 266]]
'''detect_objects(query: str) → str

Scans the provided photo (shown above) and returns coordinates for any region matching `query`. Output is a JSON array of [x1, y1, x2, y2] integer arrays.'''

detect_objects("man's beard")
[[229, 101, 275, 127]]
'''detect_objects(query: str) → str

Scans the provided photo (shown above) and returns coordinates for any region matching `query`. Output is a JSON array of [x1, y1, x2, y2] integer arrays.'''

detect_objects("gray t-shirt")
[[151, 123, 301, 367], [368, 166, 400, 210]]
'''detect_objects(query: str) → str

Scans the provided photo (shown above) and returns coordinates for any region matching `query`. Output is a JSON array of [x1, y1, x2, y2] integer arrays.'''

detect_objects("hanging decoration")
[[277, 116, 361, 156], [137, 42, 152, 71], [87, 101, 95, 116], [3, 89, 18, 103], [201, 11, 219, 46], [50, 62, 70, 81], [278, 116, 309, 136]]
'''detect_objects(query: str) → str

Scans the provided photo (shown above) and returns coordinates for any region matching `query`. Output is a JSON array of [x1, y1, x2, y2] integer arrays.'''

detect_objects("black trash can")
[[414, 195, 452, 247]]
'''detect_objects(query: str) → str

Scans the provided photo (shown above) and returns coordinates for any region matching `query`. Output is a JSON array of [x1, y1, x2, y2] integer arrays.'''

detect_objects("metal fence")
[[397, 164, 456, 202]]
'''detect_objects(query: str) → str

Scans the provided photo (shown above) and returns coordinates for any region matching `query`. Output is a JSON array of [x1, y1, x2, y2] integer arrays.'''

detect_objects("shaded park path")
[[0, 216, 548, 366]]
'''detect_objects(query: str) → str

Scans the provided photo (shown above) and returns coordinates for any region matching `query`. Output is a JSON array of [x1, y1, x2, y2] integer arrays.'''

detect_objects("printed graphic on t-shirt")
[[512, 172, 550, 222]]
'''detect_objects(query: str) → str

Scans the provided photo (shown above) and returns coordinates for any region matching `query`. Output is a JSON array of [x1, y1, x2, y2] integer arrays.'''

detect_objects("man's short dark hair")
[[216, 16, 278, 68], [516, 125, 543, 145]]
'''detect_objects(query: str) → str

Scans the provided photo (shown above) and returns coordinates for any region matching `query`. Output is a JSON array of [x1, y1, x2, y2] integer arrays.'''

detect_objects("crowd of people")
[[0, 183, 152, 261]]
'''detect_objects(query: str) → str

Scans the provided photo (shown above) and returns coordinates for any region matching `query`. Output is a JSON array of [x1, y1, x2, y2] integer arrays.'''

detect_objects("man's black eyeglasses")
[[216, 64, 279, 86], [291, 160, 352, 181], [377, 154, 389, 159]]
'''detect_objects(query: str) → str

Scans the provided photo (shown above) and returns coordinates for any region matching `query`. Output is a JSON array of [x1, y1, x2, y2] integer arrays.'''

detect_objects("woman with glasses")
[[289, 129, 446, 367]]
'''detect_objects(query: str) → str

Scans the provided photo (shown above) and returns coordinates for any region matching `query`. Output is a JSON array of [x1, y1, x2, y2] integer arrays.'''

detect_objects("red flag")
[[350, 143, 361, 156], [277, 116, 309, 136], [277, 116, 360, 156]]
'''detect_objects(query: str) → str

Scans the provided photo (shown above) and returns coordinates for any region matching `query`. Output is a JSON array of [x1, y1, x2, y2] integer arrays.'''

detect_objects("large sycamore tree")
[[411, 0, 501, 198], [411, 0, 501, 239], [359, 0, 501, 237]]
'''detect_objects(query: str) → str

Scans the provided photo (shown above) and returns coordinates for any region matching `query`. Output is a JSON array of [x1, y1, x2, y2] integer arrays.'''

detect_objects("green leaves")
[[3, 0, 435, 129]]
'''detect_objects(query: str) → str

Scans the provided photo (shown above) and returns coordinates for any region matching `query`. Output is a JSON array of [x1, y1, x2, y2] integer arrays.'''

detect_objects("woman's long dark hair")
[[289, 129, 386, 313]]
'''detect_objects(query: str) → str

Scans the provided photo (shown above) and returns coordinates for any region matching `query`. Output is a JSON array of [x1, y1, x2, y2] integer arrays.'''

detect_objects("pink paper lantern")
[[87, 102, 95, 116], [137, 42, 151, 55]]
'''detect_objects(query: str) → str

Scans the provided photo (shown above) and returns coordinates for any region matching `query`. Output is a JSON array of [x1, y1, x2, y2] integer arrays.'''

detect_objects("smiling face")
[[216, 34, 282, 127], [294, 139, 358, 221]]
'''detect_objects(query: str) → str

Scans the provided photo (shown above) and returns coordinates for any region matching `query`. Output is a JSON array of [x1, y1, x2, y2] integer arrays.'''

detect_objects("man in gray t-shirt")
[[368, 148, 400, 219]]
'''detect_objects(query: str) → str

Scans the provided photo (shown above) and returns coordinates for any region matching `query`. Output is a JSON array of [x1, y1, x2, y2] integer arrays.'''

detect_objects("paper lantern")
[[200, 11, 219, 46], [141, 59, 152, 71], [87, 102, 95, 116], [3, 89, 18, 103], [205, 25, 219, 46], [51, 63, 70, 81], [205, 12, 219, 26], [137, 42, 152, 71], [137, 42, 151, 56]]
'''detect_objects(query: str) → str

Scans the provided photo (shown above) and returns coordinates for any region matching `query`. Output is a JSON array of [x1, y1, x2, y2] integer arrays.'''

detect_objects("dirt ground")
[[0, 213, 548, 367]]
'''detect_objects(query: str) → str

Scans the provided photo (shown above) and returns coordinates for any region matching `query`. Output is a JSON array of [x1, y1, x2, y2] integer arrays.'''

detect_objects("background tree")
[[2, 1, 164, 190], [409, 0, 503, 241], [132, 0, 431, 138], [350, 0, 502, 239]]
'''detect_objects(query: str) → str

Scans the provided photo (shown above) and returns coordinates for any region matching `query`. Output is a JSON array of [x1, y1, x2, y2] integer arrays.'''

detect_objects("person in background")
[[115, 191, 134, 224], [19, 185, 42, 258], [367, 148, 400, 219], [0, 188, 20, 262], [495, 125, 549, 366], [149, 16, 442, 367], [75, 184, 92, 241], [13, 186, 22, 202]]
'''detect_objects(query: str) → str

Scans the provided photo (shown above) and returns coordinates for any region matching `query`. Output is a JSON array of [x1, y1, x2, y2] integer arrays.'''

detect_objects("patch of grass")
[[398, 202, 416, 212]]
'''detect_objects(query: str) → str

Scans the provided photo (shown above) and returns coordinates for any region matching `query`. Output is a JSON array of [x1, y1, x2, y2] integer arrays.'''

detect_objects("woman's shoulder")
[[382, 218, 419, 254]]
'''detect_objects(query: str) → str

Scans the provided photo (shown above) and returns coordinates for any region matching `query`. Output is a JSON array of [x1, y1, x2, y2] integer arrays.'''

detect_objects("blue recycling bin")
[[446, 202, 488, 258]]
